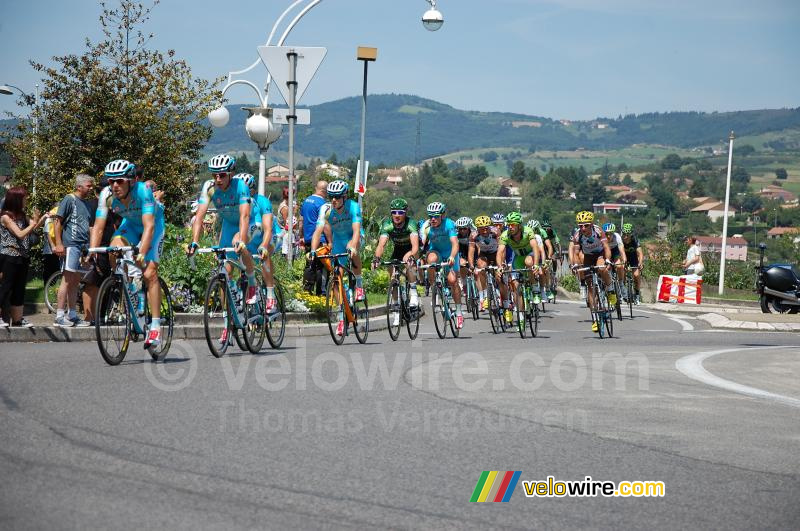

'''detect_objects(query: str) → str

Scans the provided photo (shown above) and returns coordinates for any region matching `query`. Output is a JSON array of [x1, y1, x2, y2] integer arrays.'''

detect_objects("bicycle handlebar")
[[86, 245, 137, 255]]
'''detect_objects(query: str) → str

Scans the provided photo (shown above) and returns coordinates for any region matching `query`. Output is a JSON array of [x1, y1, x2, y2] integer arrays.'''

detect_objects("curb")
[[695, 312, 800, 332], [0, 304, 423, 343]]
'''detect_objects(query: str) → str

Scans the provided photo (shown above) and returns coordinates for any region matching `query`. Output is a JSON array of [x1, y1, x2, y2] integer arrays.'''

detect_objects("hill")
[[206, 94, 800, 164]]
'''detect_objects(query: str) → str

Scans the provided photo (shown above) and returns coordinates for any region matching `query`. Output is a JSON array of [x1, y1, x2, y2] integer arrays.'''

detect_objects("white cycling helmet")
[[427, 201, 446, 216], [455, 216, 473, 229], [208, 154, 236, 173], [235, 173, 256, 191], [327, 179, 349, 197], [104, 159, 136, 179]]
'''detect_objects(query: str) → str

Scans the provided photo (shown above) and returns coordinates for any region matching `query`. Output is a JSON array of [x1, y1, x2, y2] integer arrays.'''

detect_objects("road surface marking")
[[675, 346, 800, 409]]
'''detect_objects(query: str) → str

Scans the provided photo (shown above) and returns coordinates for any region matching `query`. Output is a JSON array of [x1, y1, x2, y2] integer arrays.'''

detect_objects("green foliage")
[[560, 273, 578, 293], [661, 153, 683, 170], [476, 176, 501, 196], [775, 168, 788, 180], [3, 0, 219, 219], [158, 224, 215, 306], [481, 150, 498, 162]]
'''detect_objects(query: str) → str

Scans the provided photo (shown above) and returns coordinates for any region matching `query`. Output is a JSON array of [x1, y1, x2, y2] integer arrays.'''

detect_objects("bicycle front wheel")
[[146, 277, 174, 361], [386, 282, 401, 341], [353, 295, 369, 344], [529, 299, 539, 338], [204, 277, 231, 358], [326, 274, 346, 346], [95, 276, 131, 366], [243, 282, 266, 354], [265, 282, 287, 349], [432, 284, 448, 339], [45, 271, 62, 314], [405, 286, 421, 340], [516, 285, 526, 339]]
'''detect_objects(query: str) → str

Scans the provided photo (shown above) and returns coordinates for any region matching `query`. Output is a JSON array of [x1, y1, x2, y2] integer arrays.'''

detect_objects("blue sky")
[[1, 0, 798, 120]]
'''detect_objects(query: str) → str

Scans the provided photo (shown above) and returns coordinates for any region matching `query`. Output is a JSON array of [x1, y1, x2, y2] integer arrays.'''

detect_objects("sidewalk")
[[0, 304, 405, 343]]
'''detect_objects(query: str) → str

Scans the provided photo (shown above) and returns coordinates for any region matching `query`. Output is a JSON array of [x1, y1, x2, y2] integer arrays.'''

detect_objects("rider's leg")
[[426, 251, 439, 288]]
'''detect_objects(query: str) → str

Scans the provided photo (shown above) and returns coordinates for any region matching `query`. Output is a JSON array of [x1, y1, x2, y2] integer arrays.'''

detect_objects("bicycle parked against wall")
[[89, 245, 174, 365]]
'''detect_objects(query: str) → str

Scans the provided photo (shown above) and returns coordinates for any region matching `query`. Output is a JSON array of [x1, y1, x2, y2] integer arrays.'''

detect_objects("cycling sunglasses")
[[212, 171, 231, 178], [578, 223, 592, 228], [108, 178, 132, 185], [391, 210, 407, 216], [428, 214, 442, 219]]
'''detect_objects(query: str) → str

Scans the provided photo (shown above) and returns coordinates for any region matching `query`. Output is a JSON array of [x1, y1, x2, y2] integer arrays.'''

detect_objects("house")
[[265, 164, 291, 183], [498, 178, 521, 197], [691, 201, 734, 222], [695, 235, 748, 261], [511, 121, 542, 128], [376, 167, 406, 186], [758, 185, 798, 204], [766, 227, 800, 240], [559, 119, 572, 126], [691, 196, 714, 205], [592, 202, 648, 214], [317, 162, 345, 179]]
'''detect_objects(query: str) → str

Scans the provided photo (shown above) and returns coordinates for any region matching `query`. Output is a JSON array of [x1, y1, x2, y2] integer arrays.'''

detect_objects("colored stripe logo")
[[470, 471, 522, 502]]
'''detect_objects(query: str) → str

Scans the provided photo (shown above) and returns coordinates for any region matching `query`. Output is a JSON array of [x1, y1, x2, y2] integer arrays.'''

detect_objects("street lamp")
[[718, 131, 735, 295], [356, 46, 377, 210], [422, 0, 444, 31], [0, 83, 39, 199]]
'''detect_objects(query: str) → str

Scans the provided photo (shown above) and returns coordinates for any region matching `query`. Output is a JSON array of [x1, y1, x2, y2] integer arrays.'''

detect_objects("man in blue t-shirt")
[[299, 180, 328, 294]]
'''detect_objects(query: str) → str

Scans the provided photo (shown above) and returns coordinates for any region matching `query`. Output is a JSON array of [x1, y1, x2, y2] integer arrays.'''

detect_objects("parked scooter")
[[755, 243, 800, 314]]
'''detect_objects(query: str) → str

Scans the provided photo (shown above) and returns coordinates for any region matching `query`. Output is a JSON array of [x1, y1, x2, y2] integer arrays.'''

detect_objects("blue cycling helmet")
[[603, 223, 616, 233]]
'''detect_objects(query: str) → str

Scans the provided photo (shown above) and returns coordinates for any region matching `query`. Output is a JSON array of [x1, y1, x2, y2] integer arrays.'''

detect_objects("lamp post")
[[356, 46, 377, 210], [0, 83, 38, 199], [718, 131, 735, 296]]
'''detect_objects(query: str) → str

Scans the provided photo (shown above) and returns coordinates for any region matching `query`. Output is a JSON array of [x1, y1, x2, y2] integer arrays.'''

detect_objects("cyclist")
[[455, 216, 474, 292], [235, 173, 279, 312], [90, 160, 165, 348], [372, 198, 420, 309], [569, 211, 616, 332], [527, 219, 555, 302], [541, 219, 561, 276], [187, 154, 259, 346], [496, 211, 539, 325], [468, 215, 504, 311], [420, 201, 463, 329], [621, 223, 644, 304], [310, 180, 364, 337], [602, 222, 627, 296]]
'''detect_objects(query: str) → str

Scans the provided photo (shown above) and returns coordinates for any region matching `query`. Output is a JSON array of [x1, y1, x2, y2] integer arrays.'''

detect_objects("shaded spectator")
[[299, 180, 328, 294], [0, 187, 46, 327], [42, 205, 61, 284]]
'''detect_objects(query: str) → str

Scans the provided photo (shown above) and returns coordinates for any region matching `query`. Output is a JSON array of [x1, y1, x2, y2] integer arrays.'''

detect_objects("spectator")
[[683, 236, 704, 275], [0, 187, 46, 327], [42, 205, 61, 284], [299, 180, 328, 293], [52, 174, 94, 327], [278, 187, 300, 258]]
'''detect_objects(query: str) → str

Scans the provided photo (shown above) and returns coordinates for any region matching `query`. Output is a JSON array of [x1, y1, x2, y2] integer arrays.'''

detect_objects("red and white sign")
[[657, 275, 703, 304]]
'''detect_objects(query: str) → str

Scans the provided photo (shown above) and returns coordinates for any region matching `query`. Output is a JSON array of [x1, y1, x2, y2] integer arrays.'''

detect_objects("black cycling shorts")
[[583, 252, 604, 268], [477, 253, 497, 266], [391, 245, 413, 262]]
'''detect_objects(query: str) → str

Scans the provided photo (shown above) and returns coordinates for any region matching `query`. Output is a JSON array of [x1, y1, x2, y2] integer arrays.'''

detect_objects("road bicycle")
[[476, 265, 508, 334], [196, 246, 265, 357], [382, 259, 421, 341], [464, 269, 480, 321], [608, 261, 625, 321], [253, 254, 287, 349], [624, 264, 641, 319], [317, 252, 369, 345], [576, 264, 614, 338], [509, 267, 539, 339], [44, 269, 85, 314], [89, 245, 174, 365], [420, 262, 460, 339]]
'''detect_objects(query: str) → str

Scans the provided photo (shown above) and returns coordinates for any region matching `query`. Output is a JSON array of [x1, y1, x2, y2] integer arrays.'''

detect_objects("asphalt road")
[[1, 301, 798, 529]]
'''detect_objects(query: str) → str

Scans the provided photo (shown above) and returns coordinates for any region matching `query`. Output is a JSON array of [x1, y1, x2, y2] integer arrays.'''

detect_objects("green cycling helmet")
[[622, 223, 634, 234], [506, 211, 523, 224], [390, 198, 408, 211]]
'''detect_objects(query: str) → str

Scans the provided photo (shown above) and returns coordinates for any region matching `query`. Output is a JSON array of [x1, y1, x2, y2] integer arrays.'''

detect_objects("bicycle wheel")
[[431, 284, 448, 339], [265, 281, 286, 349], [596, 312, 605, 338], [95, 276, 131, 366], [243, 282, 266, 354], [325, 274, 346, 346], [614, 278, 623, 321], [353, 294, 369, 344], [146, 277, 174, 360], [448, 294, 460, 338], [487, 283, 501, 334], [405, 283, 421, 340], [516, 284, 527, 339], [386, 282, 401, 341], [45, 271, 62, 313], [529, 296, 539, 338], [627, 277, 634, 319], [204, 276, 232, 358], [549, 275, 558, 304], [468, 278, 479, 321]]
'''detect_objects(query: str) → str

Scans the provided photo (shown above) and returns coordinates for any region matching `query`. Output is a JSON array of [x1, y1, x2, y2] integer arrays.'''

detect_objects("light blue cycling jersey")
[[197, 177, 251, 224], [316, 199, 362, 241], [96, 181, 164, 227], [421, 218, 457, 254]]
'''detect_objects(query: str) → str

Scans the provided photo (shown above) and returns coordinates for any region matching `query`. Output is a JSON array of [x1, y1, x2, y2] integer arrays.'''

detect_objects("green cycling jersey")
[[379, 217, 419, 247]]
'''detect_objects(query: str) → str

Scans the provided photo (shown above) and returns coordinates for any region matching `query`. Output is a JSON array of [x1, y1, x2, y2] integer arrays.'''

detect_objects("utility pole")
[[719, 131, 735, 295]]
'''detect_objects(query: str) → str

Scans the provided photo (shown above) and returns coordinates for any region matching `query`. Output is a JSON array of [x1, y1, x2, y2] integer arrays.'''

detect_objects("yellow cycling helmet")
[[474, 215, 491, 228], [576, 211, 594, 223]]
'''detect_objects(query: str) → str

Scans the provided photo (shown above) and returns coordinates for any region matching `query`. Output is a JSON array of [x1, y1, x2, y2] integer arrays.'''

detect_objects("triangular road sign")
[[257, 46, 327, 105]]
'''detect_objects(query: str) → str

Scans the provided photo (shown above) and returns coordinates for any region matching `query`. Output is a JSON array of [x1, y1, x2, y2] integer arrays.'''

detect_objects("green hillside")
[[205, 94, 800, 165]]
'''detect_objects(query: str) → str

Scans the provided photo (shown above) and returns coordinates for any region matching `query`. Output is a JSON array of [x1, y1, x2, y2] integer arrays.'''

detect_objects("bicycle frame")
[[88, 245, 148, 335], [196, 247, 248, 329], [318, 253, 357, 324]]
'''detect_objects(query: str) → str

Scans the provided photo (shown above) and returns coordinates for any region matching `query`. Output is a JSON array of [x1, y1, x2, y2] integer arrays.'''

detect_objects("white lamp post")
[[0, 83, 38, 199], [422, 0, 444, 31], [718, 131, 735, 296]]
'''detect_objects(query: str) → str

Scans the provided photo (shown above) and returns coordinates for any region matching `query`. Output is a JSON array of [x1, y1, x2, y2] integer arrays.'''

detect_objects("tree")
[[3, 0, 218, 222], [775, 168, 788, 180], [476, 176, 501, 196], [737, 144, 756, 156], [480, 150, 498, 162], [621, 174, 634, 186], [661, 153, 683, 170], [511, 160, 527, 181], [688, 179, 706, 198]]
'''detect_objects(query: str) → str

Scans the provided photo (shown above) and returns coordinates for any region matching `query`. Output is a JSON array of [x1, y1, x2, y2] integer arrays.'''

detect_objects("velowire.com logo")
[[470, 471, 522, 503]]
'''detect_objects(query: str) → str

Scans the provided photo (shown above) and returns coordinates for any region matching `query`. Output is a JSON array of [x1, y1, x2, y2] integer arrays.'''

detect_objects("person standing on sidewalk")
[[41, 205, 61, 285], [299, 180, 328, 294], [52, 174, 94, 327], [683, 236, 704, 276], [0, 187, 46, 328]]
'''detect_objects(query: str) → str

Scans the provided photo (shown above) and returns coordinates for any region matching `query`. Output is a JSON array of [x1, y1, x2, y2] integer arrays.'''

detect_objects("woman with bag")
[[0, 187, 46, 327]]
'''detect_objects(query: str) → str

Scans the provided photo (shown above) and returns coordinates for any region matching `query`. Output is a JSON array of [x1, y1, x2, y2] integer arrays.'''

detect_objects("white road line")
[[637, 308, 695, 331], [675, 346, 800, 409]]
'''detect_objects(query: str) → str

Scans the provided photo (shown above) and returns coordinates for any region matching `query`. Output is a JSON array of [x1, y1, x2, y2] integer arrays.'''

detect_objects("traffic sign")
[[355, 160, 369, 196], [272, 108, 310, 125], [257, 46, 327, 105]]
